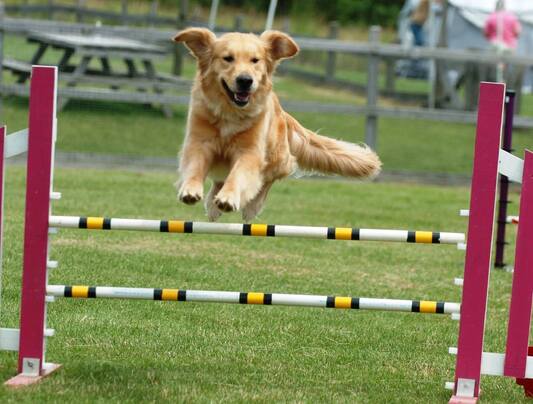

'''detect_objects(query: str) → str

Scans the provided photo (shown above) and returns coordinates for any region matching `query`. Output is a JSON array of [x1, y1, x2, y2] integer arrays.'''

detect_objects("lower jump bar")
[[47, 285, 461, 315], [48, 215, 465, 244]]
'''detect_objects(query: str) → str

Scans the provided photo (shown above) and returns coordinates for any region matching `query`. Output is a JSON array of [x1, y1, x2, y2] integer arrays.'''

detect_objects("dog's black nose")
[[236, 75, 253, 91]]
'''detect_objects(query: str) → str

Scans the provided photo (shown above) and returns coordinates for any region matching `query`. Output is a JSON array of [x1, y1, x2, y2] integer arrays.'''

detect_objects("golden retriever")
[[173, 28, 381, 222]]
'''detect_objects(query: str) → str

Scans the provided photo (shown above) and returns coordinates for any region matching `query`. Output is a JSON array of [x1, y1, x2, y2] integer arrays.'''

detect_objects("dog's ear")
[[260, 30, 299, 61], [173, 28, 216, 60]]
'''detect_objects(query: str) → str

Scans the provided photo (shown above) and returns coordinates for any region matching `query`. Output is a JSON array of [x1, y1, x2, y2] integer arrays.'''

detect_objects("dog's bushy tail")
[[286, 114, 381, 178]]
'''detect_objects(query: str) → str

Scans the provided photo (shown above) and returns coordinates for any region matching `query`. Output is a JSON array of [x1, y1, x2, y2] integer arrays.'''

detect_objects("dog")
[[173, 28, 381, 222]]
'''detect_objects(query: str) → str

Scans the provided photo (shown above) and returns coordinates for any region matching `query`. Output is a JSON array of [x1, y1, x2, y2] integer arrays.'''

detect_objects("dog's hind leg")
[[242, 182, 273, 223], [205, 181, 224, 221]]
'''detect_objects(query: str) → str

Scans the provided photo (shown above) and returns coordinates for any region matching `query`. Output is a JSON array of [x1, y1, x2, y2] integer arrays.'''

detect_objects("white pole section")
[[46, 285, 461, 315], [428, 0, 436, 108], [208, 0, 219, 31], [265, 0, 278, 31], [507, 216, 519, 224], [48, 216, 465, 245]]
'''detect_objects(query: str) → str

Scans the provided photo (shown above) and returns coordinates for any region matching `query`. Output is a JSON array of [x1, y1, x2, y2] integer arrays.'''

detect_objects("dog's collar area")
[[221, 79, 250, 107]]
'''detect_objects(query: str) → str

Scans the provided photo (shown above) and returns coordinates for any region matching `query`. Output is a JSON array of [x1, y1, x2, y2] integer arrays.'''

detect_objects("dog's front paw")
[[178, 183, 203, 205], [214, 193, 239, 213]]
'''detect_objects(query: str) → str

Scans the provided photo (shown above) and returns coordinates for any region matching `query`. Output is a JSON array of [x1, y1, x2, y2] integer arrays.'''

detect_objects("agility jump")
[[48, 215, 465, 244], [0, 66, 532, 404], [46, 285, 461, 315]]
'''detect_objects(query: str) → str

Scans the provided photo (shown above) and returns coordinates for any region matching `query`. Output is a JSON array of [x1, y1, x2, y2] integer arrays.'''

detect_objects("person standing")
[[484, 0, 521, 82], [484, 0, 521, 52], [410, 0, 429, 47]]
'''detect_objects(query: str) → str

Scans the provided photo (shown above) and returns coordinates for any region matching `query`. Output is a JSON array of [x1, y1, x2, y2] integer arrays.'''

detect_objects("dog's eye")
[[223, 56, 234, 62], [251, 57, 259, 64]]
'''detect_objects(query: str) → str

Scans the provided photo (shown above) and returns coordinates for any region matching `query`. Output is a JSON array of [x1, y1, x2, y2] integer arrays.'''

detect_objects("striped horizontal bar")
[[48, 216, 465, 245], [46, 285, 461, 315]]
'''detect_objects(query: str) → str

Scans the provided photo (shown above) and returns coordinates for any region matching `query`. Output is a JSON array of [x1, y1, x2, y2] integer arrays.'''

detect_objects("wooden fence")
[[1, 14, 533, 149]]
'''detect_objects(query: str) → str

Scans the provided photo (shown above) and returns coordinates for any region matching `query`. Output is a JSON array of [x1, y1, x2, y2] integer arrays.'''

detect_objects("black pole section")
[[495, 90, 515, 268]]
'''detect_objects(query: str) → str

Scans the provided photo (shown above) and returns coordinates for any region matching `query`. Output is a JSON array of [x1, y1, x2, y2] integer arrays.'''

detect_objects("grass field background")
[[2, 32, 533, 176], [0, 166, 525, 403], [1, 3, 532, 401]]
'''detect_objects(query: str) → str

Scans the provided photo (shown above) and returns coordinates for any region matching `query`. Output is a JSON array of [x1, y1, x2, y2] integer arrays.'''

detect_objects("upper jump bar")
[[48, 216, 465, 244]]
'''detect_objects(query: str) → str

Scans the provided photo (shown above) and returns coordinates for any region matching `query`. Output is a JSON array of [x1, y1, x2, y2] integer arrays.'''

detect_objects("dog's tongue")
[[234, 92, 250, 102]]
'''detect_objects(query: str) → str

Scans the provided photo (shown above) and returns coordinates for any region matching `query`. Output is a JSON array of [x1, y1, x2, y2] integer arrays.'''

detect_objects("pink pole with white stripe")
[[450, 82, 505, 403], [5, 66, 60, 386], [0, 126, 5, 315], [504, 150, 533, 379]]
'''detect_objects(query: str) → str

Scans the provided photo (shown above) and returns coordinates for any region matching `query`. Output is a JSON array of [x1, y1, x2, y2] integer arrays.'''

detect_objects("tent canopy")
[[398, 0, 533, 88], [449, 0, 533, 13]]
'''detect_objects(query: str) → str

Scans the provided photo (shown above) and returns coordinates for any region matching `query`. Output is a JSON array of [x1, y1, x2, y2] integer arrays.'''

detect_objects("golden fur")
[[173, 28, 381, 222]]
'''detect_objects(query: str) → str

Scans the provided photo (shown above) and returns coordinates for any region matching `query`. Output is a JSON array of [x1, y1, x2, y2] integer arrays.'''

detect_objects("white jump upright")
[[1, 66, 533, 402], [0, 125, 36, 353]]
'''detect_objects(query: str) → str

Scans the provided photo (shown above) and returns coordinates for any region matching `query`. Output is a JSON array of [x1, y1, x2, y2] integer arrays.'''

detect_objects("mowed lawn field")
[[0, 21, 532, 402], [0, 165, 525, 403]]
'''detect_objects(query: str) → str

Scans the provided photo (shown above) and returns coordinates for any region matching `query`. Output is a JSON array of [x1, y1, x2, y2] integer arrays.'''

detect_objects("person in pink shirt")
[[484, 0, 521, 52]]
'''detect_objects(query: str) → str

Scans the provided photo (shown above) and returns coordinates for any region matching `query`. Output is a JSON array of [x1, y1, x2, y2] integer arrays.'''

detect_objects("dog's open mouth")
[[222, 79, 250, 107]]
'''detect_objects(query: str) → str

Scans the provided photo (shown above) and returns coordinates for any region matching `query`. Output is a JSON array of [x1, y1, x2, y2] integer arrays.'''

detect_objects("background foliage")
[[160, 0, 406, 27]]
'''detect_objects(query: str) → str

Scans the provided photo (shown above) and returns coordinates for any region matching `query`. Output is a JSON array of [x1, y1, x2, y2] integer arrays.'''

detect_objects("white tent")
[[399, 0, 533, 88], [449, 0, 533, 14]]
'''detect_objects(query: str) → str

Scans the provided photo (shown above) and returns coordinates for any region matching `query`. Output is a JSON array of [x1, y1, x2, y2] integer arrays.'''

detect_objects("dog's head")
[[173, 28, 298, 109]]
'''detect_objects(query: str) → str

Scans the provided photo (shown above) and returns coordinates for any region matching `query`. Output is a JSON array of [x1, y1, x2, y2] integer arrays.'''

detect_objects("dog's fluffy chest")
[[217, 117, 253, 138]]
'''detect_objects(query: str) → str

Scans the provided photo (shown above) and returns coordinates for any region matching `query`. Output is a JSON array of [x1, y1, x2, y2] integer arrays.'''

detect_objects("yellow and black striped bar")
[[64, 285, 97, 298], [160, 220, 193, 233], [406, 231, 440, 244], [242, 224, 276, 237], [49, 216, 463, 245], [154, 288, 186, 301], [325, 296, 446, 313], [47, 285, 459, 315], [239, 292, 273, 304], [79, 217, 111, 230]]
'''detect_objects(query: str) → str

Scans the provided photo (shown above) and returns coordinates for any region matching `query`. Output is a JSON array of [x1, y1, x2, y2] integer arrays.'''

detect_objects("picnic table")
[[3, 31, 191, 116]]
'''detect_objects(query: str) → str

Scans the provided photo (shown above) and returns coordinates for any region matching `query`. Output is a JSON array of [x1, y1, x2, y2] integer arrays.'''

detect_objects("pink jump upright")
[[4, 66, 61, 387], [450, 83, 506, 403], [0, 126, 5, 305], [504, 150, 533, 390]]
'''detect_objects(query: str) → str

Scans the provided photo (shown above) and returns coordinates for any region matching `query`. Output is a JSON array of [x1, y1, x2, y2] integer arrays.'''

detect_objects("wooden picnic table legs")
[[124, 57, 149, 105], [124, 58, 137, 77], [124, 57, 173, 118], [99, 57, 111, 75], [99, 56, 120, 90], [16, 43, 49, 83], [58, 54, 92, 110], [57, 48, 75, 71], [142, 59, 173, 118]]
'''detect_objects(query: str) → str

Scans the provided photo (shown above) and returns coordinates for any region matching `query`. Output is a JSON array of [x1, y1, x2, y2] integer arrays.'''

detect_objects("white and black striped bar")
[[46, 285, 460, 315], [48, 216, 465, 245]]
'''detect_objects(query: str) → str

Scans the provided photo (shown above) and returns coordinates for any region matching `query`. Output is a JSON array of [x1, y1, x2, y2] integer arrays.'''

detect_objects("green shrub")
[[161, 0, 405, 27]]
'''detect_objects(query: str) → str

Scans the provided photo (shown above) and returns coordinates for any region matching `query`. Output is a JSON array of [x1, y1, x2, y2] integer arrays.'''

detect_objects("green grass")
[[2, 93, 532, 175], [0, 4, 529, 401], [2, 32, 532, 176], [287, 56, 432, 96], [0, 166, 524, 402], [3, 32, 532, 176]]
